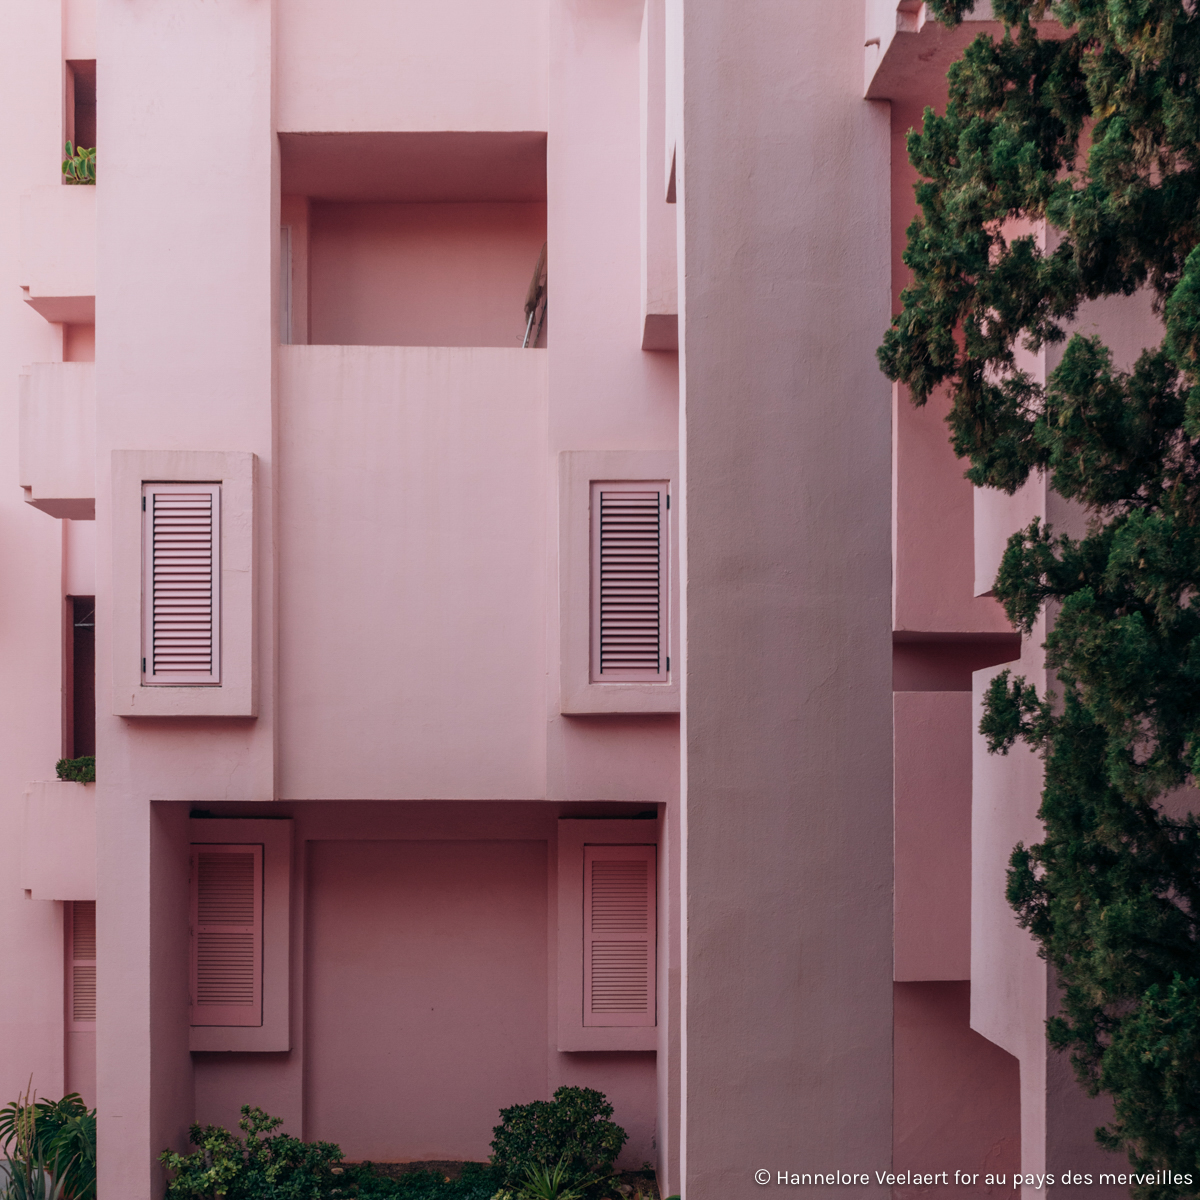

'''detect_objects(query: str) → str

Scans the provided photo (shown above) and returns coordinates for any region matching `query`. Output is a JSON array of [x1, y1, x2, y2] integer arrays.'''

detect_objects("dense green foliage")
[[878, 0, 1200, 1191], [489, 1088, 627, 1200], [161, 1107, 345, 1200], [56, 756, 95, 783], [0, 1087, 97, 1200], [334, 1163, 500, 1200]]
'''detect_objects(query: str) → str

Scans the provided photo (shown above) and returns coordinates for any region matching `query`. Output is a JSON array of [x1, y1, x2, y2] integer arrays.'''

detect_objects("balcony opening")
[[64, 595, 95, 759], [66, 60, 96, 151], [279, 132, 547, 348]]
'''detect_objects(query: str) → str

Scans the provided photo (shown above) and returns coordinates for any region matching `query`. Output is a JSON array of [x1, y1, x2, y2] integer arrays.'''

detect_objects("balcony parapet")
[[864, 1, 1064, 103], [19, 185, 96, 324], [19, 362, 96, 520], [22, 780, 96, 901]]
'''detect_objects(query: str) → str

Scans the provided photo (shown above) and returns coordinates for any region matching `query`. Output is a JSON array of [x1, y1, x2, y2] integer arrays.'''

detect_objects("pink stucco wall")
[[894, 982, 1020, 1197], [277, 346, 548, 800], [305, 840, 549, 1161], [894, 693, 971, 982], [4, 1, 1158, 1197]]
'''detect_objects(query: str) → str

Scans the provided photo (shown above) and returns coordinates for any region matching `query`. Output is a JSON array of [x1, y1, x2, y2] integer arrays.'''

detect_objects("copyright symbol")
[[755, 1170, 771, 1185]]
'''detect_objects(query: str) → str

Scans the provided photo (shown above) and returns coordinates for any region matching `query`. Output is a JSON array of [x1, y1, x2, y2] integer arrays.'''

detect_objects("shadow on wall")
[[281, 132, 549, 349]]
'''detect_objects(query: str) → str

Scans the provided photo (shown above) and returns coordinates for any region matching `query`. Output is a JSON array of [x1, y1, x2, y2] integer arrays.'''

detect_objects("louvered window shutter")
[[583, 844, 656, 1027], [589, 482, 668, 682], [142, 483, 221, 685], [68, 900, 96, 1029], [190, 844, 263, 1027]]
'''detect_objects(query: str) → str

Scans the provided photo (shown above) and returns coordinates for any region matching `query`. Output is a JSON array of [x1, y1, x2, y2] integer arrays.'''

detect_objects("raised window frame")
[[557, 818, 659, 1052], [112, 450, 256, 717], [187, 818, 291, 1052], [559, 451, 678, 714]]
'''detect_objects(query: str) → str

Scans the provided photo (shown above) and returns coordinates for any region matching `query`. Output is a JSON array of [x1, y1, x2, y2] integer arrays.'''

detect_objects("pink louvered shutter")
[[190, 844, 262, 1027], [142, 483, 221, 685], [68, 900, 96, 1030], [590, 483, 668, 682], [583, 844, 656, 1027]]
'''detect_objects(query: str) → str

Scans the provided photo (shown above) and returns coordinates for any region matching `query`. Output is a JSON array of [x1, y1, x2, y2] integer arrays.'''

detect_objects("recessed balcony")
[[19, 362, 96, 519], [20, 184, 96, 324]]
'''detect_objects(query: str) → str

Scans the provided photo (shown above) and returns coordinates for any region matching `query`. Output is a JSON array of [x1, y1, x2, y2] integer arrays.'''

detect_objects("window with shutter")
[[189, 844, 263, 1028], [142, 483, 221, 686], [67, 900, 96, 1030], [589, 482, 668, 682], [583, 844, 656, 1027]]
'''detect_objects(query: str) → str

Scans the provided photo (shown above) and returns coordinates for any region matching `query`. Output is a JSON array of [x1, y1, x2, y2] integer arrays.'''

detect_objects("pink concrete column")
[[676, 3, 893, 1194], [95, 0, 277, 1195]]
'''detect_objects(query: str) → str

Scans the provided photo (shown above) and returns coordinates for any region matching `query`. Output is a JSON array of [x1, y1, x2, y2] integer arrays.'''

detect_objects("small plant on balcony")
[[56, 757, 95, 784], [62, 142, 95, 185]]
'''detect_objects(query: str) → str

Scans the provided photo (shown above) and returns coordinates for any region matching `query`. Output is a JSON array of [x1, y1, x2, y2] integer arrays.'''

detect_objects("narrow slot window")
[[66, 596, 95, 758], [65, 61, 96, 152], [280, 226, 293, 345]]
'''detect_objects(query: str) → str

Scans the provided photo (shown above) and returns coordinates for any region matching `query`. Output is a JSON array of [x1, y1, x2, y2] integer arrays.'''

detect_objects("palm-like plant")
[[519, 1158, 599, 1200], [0, 1082, 96, 1200]]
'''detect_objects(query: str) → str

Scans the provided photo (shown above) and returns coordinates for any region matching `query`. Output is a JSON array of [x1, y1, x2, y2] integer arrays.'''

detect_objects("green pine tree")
[[879, 2, 1200, 1192]]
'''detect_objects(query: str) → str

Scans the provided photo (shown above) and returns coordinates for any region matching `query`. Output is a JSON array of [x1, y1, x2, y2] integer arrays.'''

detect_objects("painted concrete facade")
[[0, 1, 1147, 1198]]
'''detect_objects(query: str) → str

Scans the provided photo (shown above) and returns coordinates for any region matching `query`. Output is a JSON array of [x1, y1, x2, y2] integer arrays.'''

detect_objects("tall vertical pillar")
[[675, 3, 894, 1193], [95, 1, 276, 1194]]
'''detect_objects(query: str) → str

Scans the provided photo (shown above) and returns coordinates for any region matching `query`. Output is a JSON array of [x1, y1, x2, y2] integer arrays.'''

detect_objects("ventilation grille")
[[590, 942, 649, 1012], [198, 853, 255, 925], [588, 859, 650, 1015], [72, 966, 97, 1022], [597, 490, 661, 673], [72, 900, 96, 959], [193, 849, 259, 1014], [591, 860, 648, 932], [147, 489, 216, 680], [196, 932, 255, 1006]]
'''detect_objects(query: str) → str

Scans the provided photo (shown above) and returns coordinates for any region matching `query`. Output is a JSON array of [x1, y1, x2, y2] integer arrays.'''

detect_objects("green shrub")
[[337, 1163, 499, 1200], [489, 1088, 626, 1200], [62, 142, 95, 185], [160, 1106, 343, 1200], [55, 757, 95, 783], [0, 1084, 96, 1200]]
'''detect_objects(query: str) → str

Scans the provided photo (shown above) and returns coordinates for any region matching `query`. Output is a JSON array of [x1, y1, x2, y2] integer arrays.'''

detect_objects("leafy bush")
[[62, 142, 95, 185], [160, 1106, 343, 1200], [56, 757, 95, 783], [0, 1083, 96, 1200], [336, 1163, 499, 1200], [489, 1088, 626, 1200], [877, 0, 1200, 1189]]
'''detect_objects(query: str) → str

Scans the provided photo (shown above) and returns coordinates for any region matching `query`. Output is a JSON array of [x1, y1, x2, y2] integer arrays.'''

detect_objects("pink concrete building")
[[0, 1, 1150, 1197]]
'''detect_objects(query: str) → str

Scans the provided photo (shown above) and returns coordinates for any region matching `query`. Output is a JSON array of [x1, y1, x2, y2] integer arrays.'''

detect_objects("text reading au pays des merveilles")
[[773, 1171, 1195, 1189]]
